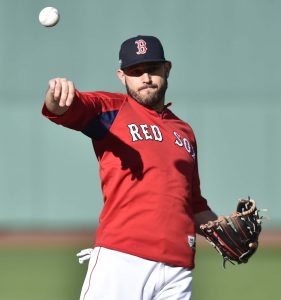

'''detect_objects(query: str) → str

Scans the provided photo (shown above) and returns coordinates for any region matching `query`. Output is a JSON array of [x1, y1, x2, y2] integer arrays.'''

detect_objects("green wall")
[[0, 0, 280, 228]]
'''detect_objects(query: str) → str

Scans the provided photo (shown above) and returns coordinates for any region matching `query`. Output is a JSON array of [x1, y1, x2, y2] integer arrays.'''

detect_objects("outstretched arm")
[[44, 78, 76, 115]]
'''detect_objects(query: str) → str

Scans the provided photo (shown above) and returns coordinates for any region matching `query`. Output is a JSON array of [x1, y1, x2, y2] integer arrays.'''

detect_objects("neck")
[[150, 100, 165, 113]]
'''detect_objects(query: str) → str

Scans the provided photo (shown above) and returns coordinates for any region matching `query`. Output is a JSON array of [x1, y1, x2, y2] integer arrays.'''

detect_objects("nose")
[[141, 72, 152, 83]]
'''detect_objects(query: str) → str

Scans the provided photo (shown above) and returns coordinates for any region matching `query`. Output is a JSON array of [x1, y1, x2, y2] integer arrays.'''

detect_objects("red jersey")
[[42, 91, 210, 268]]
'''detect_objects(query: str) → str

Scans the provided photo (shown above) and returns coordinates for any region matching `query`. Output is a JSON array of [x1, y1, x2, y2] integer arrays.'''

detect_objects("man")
[[42, 35, 217, 300]]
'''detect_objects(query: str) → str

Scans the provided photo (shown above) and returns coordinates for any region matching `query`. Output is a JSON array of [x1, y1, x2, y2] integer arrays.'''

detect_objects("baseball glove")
[[200, 198, 262, 267]]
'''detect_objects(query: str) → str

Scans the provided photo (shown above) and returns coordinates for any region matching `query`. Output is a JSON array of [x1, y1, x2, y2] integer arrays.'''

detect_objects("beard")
[[125, 78, 168, 110]]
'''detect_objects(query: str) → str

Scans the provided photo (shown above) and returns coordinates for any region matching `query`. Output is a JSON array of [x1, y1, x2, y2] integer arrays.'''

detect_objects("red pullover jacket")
[[42, 91, 210, 268]]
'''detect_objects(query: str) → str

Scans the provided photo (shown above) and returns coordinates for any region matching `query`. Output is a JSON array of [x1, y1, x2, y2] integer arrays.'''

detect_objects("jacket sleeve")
[[191, 140, 211, 214], [42, 90, 124, 132]]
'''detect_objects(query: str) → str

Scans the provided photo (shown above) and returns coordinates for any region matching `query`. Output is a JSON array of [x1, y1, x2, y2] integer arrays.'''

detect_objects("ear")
[[117, 69, 126, 86], [164, 62, 172, 78]]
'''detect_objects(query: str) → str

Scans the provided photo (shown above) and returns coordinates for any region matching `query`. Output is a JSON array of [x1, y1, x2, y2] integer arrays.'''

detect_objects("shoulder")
[[76, 90, 128, 111], [167, 108, 195, 131]]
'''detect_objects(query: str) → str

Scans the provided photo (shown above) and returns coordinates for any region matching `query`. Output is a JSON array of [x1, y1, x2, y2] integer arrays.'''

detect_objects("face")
[[117, 62, 171, 111]]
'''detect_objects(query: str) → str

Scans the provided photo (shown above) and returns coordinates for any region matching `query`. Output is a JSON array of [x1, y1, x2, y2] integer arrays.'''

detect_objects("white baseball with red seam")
[[39, 7, 60, 27]]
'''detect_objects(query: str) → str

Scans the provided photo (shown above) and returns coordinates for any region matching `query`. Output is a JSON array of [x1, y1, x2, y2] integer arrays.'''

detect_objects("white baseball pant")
[[78, 247, 192, 300]]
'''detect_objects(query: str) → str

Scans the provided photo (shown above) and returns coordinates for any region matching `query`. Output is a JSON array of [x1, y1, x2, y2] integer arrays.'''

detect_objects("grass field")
[[0, 247, 86, 300], [193, 247, 280, 299], [0, 246, 279, 300]]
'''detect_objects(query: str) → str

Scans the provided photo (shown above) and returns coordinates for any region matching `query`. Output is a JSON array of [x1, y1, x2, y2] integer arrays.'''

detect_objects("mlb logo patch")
[[187, 235, 196, 249]]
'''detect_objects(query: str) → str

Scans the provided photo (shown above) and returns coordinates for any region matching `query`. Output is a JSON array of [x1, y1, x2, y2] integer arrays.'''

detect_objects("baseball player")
[[42, 35, 217, 300]]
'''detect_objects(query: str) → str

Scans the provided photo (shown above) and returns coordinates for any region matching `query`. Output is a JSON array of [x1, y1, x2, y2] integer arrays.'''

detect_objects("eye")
[[124, 63, 162, 77], [124, 68, 143, 77], [132, 69, 144, 77], [147, 65, 160, 74]]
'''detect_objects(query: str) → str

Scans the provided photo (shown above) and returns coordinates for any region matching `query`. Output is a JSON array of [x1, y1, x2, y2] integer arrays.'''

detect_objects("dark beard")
[[125, 79, 168, 109]]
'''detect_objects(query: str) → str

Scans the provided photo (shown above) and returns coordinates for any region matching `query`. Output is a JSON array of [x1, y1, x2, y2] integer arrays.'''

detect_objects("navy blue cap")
[[119, 35, 169, 69]]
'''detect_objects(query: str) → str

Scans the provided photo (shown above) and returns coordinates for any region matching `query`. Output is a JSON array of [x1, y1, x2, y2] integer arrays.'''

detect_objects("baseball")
[[39, 7, 60, 27]]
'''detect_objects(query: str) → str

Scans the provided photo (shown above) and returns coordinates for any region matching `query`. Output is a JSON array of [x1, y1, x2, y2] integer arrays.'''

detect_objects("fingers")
[[66, 81, 75, 106], [48, 78, 75, 107]]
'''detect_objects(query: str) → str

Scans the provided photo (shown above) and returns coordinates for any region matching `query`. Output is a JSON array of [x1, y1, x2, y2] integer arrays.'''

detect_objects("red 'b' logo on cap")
[[135, 39, 147, 55]]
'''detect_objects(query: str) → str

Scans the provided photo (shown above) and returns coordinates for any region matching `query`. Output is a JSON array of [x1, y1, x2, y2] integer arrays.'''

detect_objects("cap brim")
[[121, 58, 170, 70]]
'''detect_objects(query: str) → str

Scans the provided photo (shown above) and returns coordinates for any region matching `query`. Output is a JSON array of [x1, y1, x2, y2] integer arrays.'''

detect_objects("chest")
[[96, 101, 196, 165]]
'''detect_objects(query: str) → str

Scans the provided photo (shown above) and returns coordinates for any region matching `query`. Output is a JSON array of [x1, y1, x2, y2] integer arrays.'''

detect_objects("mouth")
[[138, 84, 158, 91]]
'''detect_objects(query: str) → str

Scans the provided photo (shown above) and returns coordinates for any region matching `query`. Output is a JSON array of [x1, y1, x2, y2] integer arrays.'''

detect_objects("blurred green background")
[[0, 0, 280, 299], [0, 246, 280, 300]]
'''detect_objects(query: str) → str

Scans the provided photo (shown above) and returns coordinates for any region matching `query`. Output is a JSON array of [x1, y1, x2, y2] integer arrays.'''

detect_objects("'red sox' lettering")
[[174, 131, 196, 159], [127, 124, 196, 159], [127, 124, 162, 141]]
